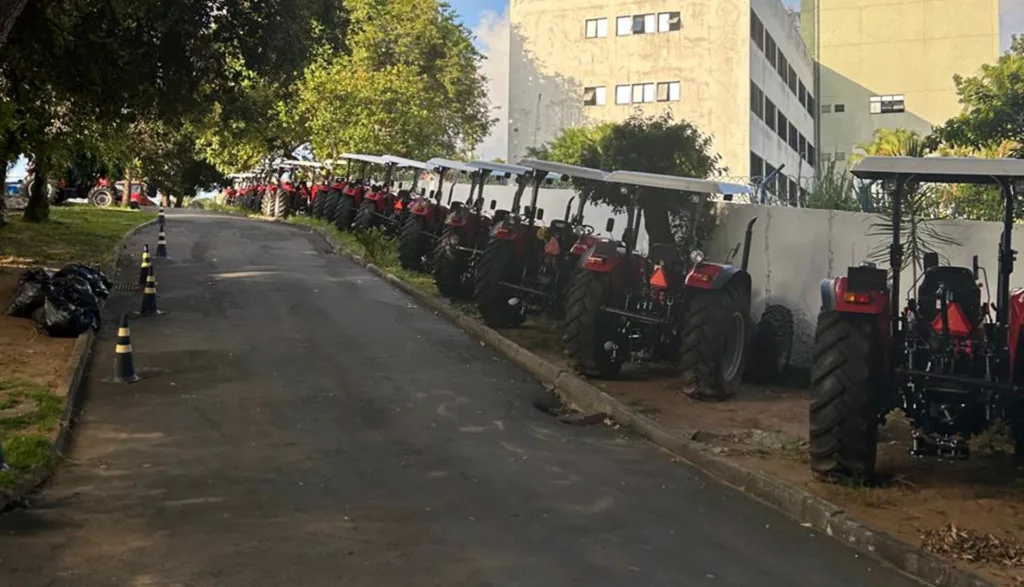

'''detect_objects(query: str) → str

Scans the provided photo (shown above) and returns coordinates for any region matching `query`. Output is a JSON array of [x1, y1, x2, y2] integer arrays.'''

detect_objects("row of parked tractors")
[[225, 153, 1024, 483]]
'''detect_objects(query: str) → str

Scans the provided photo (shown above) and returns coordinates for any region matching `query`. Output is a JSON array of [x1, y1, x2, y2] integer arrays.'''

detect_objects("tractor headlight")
[[690, 249, 705, 265]]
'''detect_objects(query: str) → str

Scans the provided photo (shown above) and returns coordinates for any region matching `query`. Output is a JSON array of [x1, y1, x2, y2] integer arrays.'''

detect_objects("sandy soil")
[[0, 268, 75, 394]]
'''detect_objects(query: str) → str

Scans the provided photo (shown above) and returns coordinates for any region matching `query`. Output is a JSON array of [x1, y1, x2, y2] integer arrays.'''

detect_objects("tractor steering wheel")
[[575, 224, 595, 236]]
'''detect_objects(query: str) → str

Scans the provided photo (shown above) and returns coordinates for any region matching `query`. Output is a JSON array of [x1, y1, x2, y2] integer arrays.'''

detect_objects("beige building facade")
[[801, 0, 1001, 162], [508, 0, 817, 201]]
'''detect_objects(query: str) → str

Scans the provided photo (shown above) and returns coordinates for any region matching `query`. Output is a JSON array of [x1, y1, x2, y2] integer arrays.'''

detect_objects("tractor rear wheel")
[[334, 196, 356, 231], [473, 239, 521, 327], [88, 187, 116, 208], [809, 311, 880, 483], [353, 200, 377, 231], [679, 283, 750, 401], [433, 226, 470, 298], [312, 193, 327, 218], [563, 269, 622, 378], [322, 191, 341, 222], [398, 215, 427, 271], [274, 191, 288, 218], [745, 304, 795, 384]]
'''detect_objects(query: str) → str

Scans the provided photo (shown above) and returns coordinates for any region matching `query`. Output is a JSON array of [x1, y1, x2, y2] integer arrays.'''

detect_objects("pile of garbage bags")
[[5, 264, 111, 338]]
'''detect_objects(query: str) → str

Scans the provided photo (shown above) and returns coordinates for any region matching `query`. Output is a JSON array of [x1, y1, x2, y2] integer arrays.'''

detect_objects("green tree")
[[299, 0, 492, 161], [530, 112, 724, 246], [805, 159, 860, 212]]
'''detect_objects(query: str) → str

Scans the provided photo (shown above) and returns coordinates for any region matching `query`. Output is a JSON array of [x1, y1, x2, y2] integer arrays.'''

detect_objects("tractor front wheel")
[[88, 188, 116, 208], [334, 196, 356, 231], [679, 283, 750, 401], [398, 215, 427, 271], [433, 226, 470, 298], [312, 193, 327, 218], [322, 190, 341, 222], [809, 311, 881, 483], [473, 239, 522, 328], [745, 304, 795, 384], [563, 269, 622, 378], [353, 199, 377, 231]]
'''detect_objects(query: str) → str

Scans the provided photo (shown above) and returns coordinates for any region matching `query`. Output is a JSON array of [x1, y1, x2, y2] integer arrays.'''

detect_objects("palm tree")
[[805, 158, 859, 211]]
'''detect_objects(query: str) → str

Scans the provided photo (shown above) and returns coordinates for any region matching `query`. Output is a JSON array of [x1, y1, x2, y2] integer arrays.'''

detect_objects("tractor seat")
[[649, 243, 682, 266], [548, 219, 570, 231], [917, 266, 981, 326]]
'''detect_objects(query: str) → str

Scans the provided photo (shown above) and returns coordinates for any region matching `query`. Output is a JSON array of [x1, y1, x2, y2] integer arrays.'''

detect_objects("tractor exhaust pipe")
[[741, 217, 758, 271]]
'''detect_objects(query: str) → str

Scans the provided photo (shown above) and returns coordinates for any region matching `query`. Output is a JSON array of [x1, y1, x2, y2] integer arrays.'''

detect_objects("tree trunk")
[[0, 0, 29, 46], [161, 192, 170, 207], [174, 194, 184, 208], [121, 170, 132, 207], [22, 161, 49, 223]]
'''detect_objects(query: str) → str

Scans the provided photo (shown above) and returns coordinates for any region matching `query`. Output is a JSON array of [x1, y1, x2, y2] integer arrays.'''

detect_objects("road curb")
[[301, 222, 994, 587], [0, 216, 158, 513]]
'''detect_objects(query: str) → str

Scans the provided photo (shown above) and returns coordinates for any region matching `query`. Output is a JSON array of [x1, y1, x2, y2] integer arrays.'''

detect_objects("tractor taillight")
[[585, 256, 606, 267], [689, 271, 713, 283], [494, 226, 511, 238], [844, 292, 872, 304], [570, 243, 589, 256]]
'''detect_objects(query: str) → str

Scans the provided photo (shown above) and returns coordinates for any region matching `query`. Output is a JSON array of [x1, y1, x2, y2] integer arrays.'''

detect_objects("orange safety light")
[[843, 292, 871, 304], [394, 200, 404, 211], [544, 237, 561, 255], [932, 303, 973, 338], [650, 266, 668, 289]]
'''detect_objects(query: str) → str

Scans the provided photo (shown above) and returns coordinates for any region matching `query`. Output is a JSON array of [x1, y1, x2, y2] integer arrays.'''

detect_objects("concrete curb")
[[301, 222, 993, 587], [0, 217, 158, 513]]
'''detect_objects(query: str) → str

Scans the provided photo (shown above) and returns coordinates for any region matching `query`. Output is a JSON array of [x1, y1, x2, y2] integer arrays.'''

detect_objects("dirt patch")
[[498, 320, 1024, 586], [0, 269, 75, 393]]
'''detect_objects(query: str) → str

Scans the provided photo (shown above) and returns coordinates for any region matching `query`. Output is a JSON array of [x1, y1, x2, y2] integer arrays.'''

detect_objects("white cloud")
[[472, 8, 510, 161]]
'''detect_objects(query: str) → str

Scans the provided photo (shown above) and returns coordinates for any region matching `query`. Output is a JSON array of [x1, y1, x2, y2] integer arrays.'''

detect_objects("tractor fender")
[[578, 240, 625, 274], [1007, 289, 1024, 377], [820, 276, 888, 314], [685, 262, 749, 294]]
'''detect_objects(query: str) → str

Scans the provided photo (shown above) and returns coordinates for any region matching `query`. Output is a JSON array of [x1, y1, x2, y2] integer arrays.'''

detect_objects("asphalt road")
[[0, 211, 921, 587]]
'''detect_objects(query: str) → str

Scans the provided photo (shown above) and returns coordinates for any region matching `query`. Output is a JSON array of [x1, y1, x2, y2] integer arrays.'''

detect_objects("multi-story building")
[[508, 0, 816, 202], [800, 0, 1001, 163]]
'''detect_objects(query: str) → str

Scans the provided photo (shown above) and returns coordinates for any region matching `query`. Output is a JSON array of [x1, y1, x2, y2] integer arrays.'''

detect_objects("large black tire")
[[809, 311, 880, 482], [473, 239, 521, 328], [679, 283, 750, 401], [274, 191, 288, 218], [333, 195, 356, 231], [398, 214, 426, 271], [322, 190, 341, 222], [563, 269, 623, 378], [432, 226, 471, 298], [261, 193, 272, 216], [745, 304, 795, 384], [312, 192, 327, 218], [88, 187, 116, 208], [353, 199, 377, 231]]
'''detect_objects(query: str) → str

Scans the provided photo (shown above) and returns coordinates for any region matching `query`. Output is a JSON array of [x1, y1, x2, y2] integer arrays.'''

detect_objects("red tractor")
[[810, 156, 1024, 482], [473, 159, 605, 327], [397, 158, 476, 272], [563, 170, 756, 401], [352, 156, 433, 235], [430, 160, 524, 298], [330, 153, 388, 232], [312, 159, 351, 221]]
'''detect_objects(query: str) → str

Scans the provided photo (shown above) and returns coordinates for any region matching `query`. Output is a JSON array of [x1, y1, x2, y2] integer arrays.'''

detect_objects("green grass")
[[0, 205, 156, 267], [0, 379, 63, 489]]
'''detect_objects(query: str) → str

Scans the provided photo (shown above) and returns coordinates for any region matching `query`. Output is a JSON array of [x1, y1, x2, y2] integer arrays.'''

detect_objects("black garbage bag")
[[6, 268, 52, 317], [35, 297, 95, 338], [50, 275, 101, 329], [54, 264, 110, 299]]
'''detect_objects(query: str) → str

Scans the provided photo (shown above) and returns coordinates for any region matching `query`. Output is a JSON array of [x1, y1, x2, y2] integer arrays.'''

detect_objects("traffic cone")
[[114, 314, 140, 383], [137, 266, 162, 317], [158, 206, 166, 229], [138, 244, 151, 287], [156, 228, 169, 259]]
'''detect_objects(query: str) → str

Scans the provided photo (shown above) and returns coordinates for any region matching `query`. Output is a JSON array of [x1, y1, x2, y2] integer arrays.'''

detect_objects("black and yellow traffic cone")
[[158, 206, 166, 229], [156, 227, 169, 259], [138, 244, 152, 287], [114, 314, 141, 383], [137, 265, 162, 317]]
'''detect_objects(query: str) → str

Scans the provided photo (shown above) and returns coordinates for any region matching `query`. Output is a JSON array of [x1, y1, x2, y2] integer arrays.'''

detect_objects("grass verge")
[[0, 379, 62, 490], [0, 205, 157, 267], [194, 199, 258, 217]]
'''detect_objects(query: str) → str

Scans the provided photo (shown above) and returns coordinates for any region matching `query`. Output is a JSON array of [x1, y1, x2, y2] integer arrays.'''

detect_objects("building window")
[[764, 163, 777, 195], [807, 93, 815, 117], [764, 33, 777, 70], [750, 81, 764, 119], [631, 83, 655, 103], [788, 66, 797, 94], [584, 86, 606, 106], [799, 134, 807, 159], [821, 104, 832, 114], [658, 12, 681, 32], [751, 11, 764, 51], [788, 122, 798, 151], [777, 111, 788, 142], [776, 49, 788, 81], [834, 104, 846, 113], [616, 16, 632, 36], [750, 151, 764, 179], [631, 14, 656, 34], [835, 151, 846, 162], [615, 84, 631, 104], [585, 18, 608, 39], [808, 145, 816, 168], [870, 94, 906, 114], [798, 81, 807, 107], [657, 81, 680, 102], [788, 178, 799, 206], [764, 98, 777, 132]]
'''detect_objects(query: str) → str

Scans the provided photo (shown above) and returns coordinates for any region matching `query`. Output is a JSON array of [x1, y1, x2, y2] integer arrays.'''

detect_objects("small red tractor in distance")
[[398, 158, 476, 272], [473, 158, 605, 327], [431, 160, 523, 298], [352, 155, 430, 234], [311, 159, 349, 221], [563, 170, 756, 401], [810, 156, 1024, 482], [331, 153, 387, 231]]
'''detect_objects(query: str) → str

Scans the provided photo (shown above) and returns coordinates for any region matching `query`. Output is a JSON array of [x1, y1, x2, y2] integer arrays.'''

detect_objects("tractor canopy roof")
[[426, 158, 477, 174], [337, 153, 389, 165], [517, 158, 609, 182], [604, 171, 751, 196], [469, 160, 530, 177], [282, 160, 323, 169], [382, 155, 434, 171], [852, 156, 1024, 185]]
